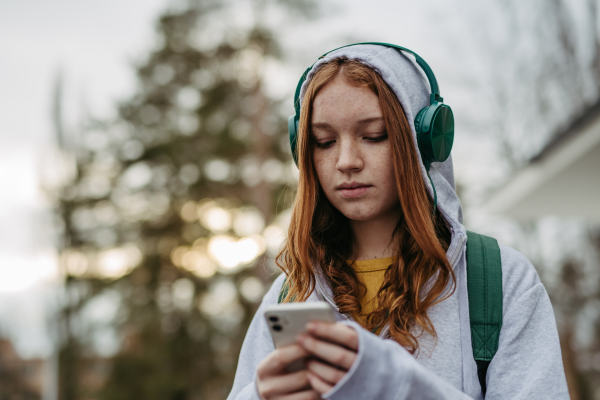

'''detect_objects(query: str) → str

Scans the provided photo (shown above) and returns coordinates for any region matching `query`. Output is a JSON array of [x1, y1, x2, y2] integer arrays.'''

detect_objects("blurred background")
[[1, 0, 599, 398]]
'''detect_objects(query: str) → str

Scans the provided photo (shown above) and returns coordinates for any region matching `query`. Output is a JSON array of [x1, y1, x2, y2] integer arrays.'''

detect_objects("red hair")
[[276, 58, 454, 353]]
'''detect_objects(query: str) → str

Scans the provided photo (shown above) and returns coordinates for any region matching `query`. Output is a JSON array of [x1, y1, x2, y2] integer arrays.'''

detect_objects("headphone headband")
[[292, 42, 443, 118]]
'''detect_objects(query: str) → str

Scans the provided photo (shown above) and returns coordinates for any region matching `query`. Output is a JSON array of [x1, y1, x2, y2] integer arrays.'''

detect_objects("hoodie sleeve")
[[321, 320, 473, 400], [226, 274, 284, 400], [321, 245, 568, 400]]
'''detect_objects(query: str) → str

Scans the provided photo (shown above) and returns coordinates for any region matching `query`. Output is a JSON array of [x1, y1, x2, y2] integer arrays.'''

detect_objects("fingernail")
[[306, 322, 317, 332]]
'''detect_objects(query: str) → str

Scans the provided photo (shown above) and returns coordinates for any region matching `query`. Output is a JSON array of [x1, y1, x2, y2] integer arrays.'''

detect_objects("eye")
[[315, 140, 335, 149], [364, 134, 388, 143]]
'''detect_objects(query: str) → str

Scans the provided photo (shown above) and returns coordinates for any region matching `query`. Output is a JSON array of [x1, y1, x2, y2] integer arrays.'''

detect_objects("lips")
[[337, 182, 372, 198]]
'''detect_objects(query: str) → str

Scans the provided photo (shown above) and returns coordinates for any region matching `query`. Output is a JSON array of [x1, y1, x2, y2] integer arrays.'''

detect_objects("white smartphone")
[[264, 301, 336, 372]]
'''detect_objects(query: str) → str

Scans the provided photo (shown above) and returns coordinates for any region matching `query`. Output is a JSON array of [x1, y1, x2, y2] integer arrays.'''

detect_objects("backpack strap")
[[277, 277, 289, 303], [466, 231, 503, 396]]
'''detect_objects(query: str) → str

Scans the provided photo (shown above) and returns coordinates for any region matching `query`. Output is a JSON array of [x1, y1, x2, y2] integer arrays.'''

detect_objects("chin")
[[334, 200, 400, 224], [338, 207, 378, 222]]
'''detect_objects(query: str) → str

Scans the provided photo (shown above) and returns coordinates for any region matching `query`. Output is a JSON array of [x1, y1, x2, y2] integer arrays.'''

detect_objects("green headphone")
[[287, 42, 454, 173]]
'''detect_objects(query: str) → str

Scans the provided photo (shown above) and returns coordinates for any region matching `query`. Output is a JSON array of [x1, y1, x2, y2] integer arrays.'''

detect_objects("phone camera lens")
[[269, 316, 279, 322], [272, 325, 282, 331]]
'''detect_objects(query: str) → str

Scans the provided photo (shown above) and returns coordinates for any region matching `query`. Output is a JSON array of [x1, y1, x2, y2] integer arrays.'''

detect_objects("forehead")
[[311, 77, 382, 125]]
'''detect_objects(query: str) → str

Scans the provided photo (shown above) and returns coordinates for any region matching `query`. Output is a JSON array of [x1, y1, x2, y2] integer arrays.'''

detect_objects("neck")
[[349, 211, 400, 261]]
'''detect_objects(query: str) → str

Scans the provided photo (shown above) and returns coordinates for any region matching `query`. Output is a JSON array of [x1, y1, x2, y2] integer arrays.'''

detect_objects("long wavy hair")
[[276, 58, 454, 354]]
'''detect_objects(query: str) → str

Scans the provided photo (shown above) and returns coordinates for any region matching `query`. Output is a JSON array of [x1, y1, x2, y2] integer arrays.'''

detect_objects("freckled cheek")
[[369, 148, 394, 174], [371, 154, 397, 199], [313, 154, 334, 191]]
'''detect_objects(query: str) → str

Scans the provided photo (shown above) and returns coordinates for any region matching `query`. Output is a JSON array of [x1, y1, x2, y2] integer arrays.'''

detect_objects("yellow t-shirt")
[[347, 256, 395, 333]]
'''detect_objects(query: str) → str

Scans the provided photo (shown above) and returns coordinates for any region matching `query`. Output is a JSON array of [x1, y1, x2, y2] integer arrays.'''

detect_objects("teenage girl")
[[227, 44, 568, 400]]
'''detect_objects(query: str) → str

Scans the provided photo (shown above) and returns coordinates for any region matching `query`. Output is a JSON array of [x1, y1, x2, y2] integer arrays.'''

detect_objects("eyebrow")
[[311, 117, 384, 130]]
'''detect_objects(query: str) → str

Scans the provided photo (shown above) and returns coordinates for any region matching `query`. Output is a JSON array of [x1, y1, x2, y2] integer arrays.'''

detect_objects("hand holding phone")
[[255, 302, 335, 400], [264, 301, 336, 373], [258, 301, 358, 398]]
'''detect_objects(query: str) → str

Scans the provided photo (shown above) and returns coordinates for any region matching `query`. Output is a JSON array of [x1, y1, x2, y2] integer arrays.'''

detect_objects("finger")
[[306, 322, 359, 351], [306, 369, 334, 395], [306, 359, 346, 385], [297, 334, 356, 370], [257, 369, 310, 399], [257, 344, 310, 378], [272, 389, 320, 400]]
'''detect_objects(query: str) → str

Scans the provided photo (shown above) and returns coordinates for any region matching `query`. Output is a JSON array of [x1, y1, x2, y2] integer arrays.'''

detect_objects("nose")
[[336, 138, 363, 173]]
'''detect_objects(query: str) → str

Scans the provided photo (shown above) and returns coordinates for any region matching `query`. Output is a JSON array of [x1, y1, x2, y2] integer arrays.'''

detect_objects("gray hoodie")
[[227, 45, 569, 400]]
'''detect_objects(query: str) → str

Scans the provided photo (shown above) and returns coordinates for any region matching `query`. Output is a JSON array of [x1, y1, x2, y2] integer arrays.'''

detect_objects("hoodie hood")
[[298, 44, 466, 254]]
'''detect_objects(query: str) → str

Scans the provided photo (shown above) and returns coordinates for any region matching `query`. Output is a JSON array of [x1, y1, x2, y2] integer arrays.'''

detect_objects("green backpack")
[[277, 231, 502, 396]]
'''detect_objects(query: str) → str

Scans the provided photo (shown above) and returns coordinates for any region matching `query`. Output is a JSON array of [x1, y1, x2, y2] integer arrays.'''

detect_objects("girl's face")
[[311, 77, 400, 224]]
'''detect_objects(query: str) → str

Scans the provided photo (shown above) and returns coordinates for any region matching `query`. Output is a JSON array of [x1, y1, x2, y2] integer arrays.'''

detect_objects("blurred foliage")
[[47, 0, 318, 399]]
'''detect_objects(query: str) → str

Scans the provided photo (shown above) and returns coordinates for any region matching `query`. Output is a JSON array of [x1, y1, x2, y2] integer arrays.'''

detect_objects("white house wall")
[[485, 113, 600, 219]]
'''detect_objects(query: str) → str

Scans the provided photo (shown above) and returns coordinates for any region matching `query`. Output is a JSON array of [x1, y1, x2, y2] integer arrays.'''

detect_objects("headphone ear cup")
[[414, 107, 428, 136], [429, 105, 454, 163], [415, 104, 454, 168], [288, 115, 299, 166], [415, 106, 432, 167]]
